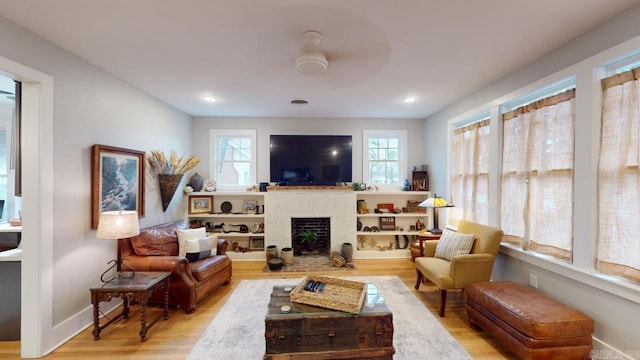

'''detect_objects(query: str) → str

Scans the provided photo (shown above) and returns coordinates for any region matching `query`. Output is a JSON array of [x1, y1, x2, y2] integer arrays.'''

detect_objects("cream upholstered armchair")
[[414, 220, 503, 317]]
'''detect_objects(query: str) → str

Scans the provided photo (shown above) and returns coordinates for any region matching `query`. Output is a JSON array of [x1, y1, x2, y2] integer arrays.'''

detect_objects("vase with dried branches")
[[147, 150, 200, 211]]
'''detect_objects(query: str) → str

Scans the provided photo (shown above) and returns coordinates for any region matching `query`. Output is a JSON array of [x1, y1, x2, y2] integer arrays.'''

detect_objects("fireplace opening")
[[291, 217, 330, 256]]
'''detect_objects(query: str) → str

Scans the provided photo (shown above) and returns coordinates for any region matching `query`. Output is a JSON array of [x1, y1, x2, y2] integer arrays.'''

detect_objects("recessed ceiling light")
[[403, 97, 416, 103], [290, 99, 308, 105], [203, 96, 217, 103]]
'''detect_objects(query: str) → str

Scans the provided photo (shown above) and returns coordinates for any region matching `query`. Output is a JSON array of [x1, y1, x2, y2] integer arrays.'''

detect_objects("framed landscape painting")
[[91, 144, 145, 228]]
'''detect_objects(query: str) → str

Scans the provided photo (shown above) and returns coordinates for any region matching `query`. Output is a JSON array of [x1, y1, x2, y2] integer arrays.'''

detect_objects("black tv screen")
[[270, 135, 353, 185]]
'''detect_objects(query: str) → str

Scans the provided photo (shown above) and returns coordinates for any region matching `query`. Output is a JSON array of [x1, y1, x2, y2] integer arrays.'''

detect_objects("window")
[[501, 88, 575, 261], [450, 118, 490, 225], [598, 67, 640, 283], [363, 130, 406, 188], [210, 129, 256, 190]]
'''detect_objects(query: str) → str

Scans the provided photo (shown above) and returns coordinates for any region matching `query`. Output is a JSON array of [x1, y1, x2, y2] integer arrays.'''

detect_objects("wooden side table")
[[410, 230, 442, 261], [90, 271, 170, 341]]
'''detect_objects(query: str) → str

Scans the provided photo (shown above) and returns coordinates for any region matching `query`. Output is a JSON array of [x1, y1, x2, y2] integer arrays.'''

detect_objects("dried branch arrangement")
[[147, 149, 200, 175]]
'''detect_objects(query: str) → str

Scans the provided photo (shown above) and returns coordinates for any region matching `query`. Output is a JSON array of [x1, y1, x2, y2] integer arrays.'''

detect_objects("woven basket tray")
[[290, 275, 366, 313]]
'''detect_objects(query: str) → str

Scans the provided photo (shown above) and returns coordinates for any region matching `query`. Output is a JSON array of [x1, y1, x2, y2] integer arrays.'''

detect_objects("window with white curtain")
[[598, 67, 640, 283], [363, 130, 406, 188], [501, 88, 575, 261], [210, 129, 256, 190], [450, 118, 490, 226]]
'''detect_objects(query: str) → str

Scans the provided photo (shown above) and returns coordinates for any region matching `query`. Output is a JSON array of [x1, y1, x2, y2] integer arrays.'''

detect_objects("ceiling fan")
[[295, 30, 328, 75]]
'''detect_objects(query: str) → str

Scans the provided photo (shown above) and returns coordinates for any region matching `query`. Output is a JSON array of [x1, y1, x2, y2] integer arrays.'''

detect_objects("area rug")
[[187, 275, 471, 359]]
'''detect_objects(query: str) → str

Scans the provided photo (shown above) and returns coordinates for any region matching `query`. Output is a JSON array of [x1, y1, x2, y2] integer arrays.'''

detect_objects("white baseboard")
[[592, 337, 639, 360]]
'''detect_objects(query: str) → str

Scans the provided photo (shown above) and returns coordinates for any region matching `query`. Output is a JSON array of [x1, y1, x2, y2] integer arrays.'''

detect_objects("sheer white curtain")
[[450, 119, 489, 226], [501, 89, 575, 261], [598, 68, 640, 283]]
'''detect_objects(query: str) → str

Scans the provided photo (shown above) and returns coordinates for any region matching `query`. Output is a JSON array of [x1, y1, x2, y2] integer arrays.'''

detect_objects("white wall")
[[191, 117, 426, 187], [425, 5, 640, 356], [0, 16, 192, 356]]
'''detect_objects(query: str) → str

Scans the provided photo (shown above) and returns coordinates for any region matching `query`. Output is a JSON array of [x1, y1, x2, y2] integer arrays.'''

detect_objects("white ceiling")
[[0, 0, 637, 119]]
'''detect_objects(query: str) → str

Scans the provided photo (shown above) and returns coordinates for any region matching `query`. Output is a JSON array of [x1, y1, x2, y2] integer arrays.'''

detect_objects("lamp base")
[[427, 228, 443, 234], [100, 259, 136, 283]]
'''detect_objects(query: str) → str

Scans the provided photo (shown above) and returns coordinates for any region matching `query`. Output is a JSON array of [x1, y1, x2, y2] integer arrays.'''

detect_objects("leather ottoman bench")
[[466, 281, 594, 360]]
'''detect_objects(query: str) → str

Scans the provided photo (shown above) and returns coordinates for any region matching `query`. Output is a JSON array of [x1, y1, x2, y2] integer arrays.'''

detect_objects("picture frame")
[[243, 200, 257, 214], [91, 144, 145, 229], [249, 237, 265, 250], [188, 195, 214, 214]]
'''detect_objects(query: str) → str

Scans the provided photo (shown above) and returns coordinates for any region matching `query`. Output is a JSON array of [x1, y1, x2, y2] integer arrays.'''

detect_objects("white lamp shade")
[[96, 211, 140, 240]]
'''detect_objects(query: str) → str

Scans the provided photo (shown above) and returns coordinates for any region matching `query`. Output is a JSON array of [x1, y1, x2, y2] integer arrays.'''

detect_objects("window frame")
[[499, 81, 576, 261], [209, 129, 257, 191], [449, 114, 491, 226], [362, 130, 407, 190]]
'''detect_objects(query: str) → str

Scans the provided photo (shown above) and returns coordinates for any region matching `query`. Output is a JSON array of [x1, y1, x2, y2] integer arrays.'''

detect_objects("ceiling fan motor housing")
[[296, 31, 328, 75]]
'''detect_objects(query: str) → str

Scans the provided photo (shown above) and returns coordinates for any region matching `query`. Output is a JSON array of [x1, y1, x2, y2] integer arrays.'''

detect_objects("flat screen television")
[[270, 135, 352, 186]]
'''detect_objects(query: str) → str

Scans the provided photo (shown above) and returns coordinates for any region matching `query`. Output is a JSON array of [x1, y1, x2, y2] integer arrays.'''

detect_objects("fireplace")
[[291, 217, 330, 256], [264, 189, 356, 258]]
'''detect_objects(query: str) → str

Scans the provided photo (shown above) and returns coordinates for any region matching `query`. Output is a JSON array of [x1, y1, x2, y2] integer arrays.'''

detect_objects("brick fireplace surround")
[[264, 187, 356, 257]]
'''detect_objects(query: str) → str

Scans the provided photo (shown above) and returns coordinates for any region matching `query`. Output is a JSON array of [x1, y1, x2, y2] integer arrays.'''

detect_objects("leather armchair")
[[414, 220, 503, 317]]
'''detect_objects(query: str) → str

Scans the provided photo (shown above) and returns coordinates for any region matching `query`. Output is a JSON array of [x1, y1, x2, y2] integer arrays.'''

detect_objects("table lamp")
[[96, 210, 140, 282], [418, 194, 454, 234]]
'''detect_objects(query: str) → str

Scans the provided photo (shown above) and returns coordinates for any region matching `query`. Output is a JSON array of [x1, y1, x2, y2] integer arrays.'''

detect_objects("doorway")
[[0, 57, 54, 358]]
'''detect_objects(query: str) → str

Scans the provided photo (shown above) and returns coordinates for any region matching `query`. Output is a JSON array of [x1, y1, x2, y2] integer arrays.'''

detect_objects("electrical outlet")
[[529, 274, 538, 288]]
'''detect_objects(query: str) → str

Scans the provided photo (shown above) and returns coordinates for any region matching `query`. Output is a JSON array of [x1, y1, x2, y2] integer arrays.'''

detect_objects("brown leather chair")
[[414, 220, 503, 317], [119, 220, 232, 313]]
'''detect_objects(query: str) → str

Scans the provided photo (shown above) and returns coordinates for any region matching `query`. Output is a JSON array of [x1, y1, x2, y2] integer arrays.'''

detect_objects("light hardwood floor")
[[0, 259, 517, 359]]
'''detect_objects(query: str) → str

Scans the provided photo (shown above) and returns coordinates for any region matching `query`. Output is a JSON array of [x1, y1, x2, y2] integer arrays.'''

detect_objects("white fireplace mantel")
[[264, 190, 357, 255]]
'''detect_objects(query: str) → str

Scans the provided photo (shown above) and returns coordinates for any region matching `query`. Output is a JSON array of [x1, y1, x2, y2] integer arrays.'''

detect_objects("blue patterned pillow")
[[183, 237, 214, 262]]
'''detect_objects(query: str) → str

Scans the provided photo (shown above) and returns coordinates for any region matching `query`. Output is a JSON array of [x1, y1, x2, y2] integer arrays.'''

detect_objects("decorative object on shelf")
[[250, 237, 265, 251], [415, 218, 424, 231], [259, 182, 269, 192], [203, 179, 216, 192], [249, 222, 260, 233], [243, 200, 257, 214], [357, 217, 362, 231], [375, 240, 394, 251], [377, 203, 394, 212], [281, 247, 294, 265], [188, 194, 214, 214], [357, 199, 368, 214], [379, 216, 396, 231], [147, 149, 200, 211], [341, 243, 353, 263], [419, 193, 454, 234], [403, 179, 411, 191], [96, 210, 140, 282], [183, 185, 194, 194], [412, 170, 429, 191], [189, 172, 204, 192], [298, 229, 318, 252], [395, 235, 410, 249], [220, 201, 232, 213], [407, 200, 420, 213], [91, 144, 145, 229]]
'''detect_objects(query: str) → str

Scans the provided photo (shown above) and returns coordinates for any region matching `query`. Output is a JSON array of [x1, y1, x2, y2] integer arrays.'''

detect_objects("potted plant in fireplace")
[[298, 229, 318, 252]]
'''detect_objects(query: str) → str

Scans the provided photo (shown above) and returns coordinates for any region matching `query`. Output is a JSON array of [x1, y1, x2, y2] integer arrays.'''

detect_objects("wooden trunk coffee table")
[[264, 283, 394, 360], [90, 271, 170, 341]]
